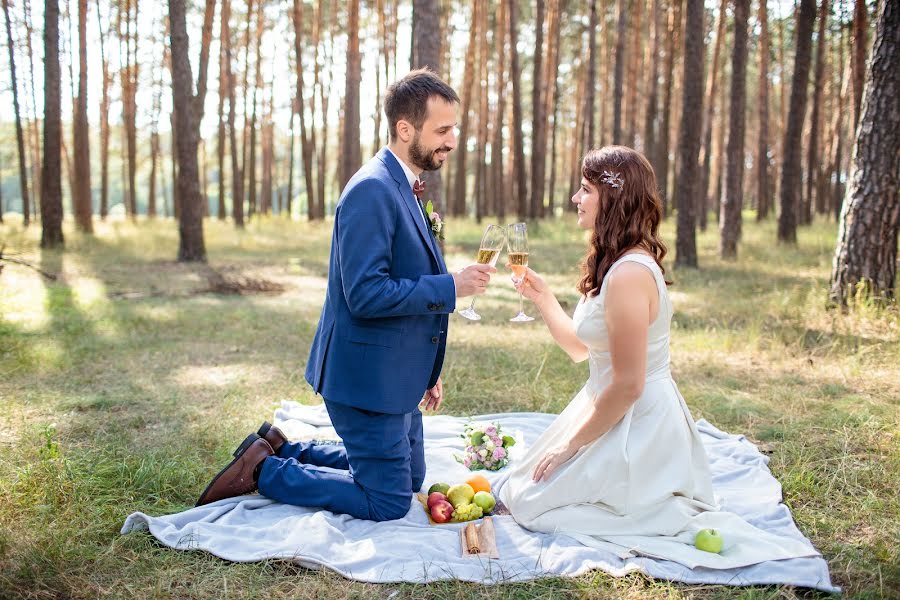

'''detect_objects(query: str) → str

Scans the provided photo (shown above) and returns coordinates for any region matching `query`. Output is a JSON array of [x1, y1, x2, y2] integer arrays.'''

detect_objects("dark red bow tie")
[[413, 179, 426, 199]]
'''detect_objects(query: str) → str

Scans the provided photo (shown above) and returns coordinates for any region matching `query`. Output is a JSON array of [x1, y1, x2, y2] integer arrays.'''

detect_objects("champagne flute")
[[458, 224, 506, 321], [508, 222, 535, 322]]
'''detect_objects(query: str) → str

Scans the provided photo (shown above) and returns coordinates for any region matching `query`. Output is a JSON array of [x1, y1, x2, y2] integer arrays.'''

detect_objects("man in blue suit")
[[196, 70, 495, 521]]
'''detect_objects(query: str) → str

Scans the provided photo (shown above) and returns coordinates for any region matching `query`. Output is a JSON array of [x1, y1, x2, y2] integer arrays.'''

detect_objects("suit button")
[[428, 303, 436, 310], [431, 336, 439, 344]]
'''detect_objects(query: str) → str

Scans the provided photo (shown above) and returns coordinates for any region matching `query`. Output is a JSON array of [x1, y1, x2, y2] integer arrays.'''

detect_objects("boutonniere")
[[424, 200, 445, 241]]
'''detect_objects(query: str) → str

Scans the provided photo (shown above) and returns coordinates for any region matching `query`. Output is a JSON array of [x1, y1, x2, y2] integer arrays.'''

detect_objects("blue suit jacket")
[[305, 148, 457, 415]]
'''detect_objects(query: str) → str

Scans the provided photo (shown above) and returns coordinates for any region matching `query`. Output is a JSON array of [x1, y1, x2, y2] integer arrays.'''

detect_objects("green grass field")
[[1, 214, 897, 598]]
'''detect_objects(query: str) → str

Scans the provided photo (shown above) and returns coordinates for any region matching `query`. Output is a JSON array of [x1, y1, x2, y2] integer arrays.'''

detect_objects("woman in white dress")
[[498, 146, 818, 569]]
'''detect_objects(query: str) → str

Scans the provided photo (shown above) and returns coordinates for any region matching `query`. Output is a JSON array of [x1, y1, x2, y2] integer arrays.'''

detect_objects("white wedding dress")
[[498, 253, 819, 569]]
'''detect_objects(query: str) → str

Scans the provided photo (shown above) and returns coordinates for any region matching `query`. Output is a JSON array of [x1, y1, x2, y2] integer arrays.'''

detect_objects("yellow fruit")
[[446, 483, 475, 508], [466, 475, 491, 494]]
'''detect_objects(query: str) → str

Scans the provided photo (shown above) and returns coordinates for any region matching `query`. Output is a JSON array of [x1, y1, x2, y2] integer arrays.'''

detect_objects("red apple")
[[430, 500, 454, 523], [427, 492, 448, 509]]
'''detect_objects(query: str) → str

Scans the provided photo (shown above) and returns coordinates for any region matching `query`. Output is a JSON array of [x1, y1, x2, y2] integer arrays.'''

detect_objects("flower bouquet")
[[454, 421, 516, 471]]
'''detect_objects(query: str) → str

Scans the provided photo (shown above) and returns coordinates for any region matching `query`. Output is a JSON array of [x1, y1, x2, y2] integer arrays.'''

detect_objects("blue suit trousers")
[[257, 399, 425, 522]]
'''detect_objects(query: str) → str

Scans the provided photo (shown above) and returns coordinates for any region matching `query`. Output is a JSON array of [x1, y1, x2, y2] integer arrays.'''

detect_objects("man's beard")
[[409, 132, 450, 172]]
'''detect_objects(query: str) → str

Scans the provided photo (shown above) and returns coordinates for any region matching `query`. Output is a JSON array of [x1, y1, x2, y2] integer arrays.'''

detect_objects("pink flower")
[[430, 212, 441, 222], [492, 447, 506, 460], [464, 456, 472, 468], [485, 426, 497, 436]]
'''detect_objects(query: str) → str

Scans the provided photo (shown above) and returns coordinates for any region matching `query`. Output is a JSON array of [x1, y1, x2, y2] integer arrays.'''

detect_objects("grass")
[[0, 213, 897, 599]]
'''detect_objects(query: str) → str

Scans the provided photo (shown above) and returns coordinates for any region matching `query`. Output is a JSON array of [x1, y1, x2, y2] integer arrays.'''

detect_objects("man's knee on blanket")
[[367, 491, 412, 522]]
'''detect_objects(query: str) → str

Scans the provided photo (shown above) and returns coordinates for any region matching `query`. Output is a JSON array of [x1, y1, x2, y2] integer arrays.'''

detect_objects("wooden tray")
[[415, 493, 510, 525]]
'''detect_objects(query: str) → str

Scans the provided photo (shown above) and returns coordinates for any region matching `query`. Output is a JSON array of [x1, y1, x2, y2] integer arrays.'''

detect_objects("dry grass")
[[0, 213, 897, 599]]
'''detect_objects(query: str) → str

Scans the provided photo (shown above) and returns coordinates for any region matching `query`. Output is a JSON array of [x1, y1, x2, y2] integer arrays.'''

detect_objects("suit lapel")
[[377, 148, 443, 270]]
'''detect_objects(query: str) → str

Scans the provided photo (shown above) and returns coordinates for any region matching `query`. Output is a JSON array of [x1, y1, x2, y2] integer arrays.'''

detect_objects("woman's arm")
[[532, 264, 657, 482], [515, 267, 589, 362]]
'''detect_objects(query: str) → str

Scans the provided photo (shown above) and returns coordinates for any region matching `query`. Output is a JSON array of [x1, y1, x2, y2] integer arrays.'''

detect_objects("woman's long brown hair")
[[578, 146, 670, 297]]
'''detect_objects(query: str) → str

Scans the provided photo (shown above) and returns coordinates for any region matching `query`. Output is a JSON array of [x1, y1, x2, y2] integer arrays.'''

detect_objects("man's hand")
[[452, 264, 497, 297], [420, 376, 444, 412]]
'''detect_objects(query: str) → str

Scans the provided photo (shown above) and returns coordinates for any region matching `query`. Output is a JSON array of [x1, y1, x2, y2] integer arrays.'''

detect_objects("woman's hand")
[[532, 441, 581, 482], [509, 266, 551, 304]]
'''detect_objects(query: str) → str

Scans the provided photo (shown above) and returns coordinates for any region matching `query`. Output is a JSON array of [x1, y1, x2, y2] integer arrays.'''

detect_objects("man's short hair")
[[384, 68, 459, 141]]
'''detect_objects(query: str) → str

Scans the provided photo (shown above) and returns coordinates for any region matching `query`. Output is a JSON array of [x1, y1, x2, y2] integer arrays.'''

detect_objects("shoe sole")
[[196, 434, 259, 506]]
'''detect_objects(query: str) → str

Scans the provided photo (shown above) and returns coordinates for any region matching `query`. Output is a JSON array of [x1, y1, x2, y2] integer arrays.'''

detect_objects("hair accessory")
[[600, 170, 624, 189]]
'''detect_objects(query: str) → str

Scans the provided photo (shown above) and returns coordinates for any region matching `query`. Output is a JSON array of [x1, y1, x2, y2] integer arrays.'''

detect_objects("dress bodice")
[[573, 253, 673, 390]]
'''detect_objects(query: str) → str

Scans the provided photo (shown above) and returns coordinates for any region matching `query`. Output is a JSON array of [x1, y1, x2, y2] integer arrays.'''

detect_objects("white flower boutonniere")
[[424, 200, 445, 241]]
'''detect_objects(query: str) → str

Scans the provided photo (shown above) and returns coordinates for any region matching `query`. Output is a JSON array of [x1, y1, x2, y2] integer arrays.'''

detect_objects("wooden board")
[[459, 517, 499, 559]]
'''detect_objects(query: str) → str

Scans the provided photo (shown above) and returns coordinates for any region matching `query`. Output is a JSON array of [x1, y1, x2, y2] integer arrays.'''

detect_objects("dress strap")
[[599, 253, 666, 298]]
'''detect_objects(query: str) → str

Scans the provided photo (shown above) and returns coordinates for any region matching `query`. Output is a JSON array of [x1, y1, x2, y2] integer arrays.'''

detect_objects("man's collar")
[[385, 146, 419, 189]]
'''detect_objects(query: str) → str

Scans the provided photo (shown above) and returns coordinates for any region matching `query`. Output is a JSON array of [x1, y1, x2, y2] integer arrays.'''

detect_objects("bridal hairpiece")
[[600, 170, 625, 189]]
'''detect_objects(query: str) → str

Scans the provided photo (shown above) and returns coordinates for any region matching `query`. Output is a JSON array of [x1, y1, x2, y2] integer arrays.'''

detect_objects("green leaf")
[[425, 200, 434, 215], [502, 435, 516, 447]]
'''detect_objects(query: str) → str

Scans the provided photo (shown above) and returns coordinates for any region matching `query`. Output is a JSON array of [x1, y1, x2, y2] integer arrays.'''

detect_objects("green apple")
[[472, 491, 496, 513], [446, 483, 475, 508], [694, 528, 724, 553], [428, 482, 450, 496]]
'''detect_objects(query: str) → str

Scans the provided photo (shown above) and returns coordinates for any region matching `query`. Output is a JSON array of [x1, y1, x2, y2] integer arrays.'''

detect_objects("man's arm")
[[337, 179, 456, 319]]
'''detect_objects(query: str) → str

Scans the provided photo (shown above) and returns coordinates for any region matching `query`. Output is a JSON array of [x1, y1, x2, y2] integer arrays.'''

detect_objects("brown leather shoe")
[[196, 434, 274, 506], [256, 421, 288, 454]]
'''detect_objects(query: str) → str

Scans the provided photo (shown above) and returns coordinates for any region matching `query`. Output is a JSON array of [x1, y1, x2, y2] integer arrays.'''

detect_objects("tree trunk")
[[41, 0, 63, 247], [626, 0, 643, 146], [97, 0, 110, 219], [757, 0, 771, 220], [643, 0, 661, 162], [2, 0, 31, 226], [169, 0, 206, 261], [474, 0, 489, 222], [850, 0, 867, 132], [804, 0, 829, 224], [452, 0, 479, 217], [24, 0, 41, 225], [830, 0, 899, 304], [71, 0, 91, 232], [656, 0, 681, 214], [339, 0, 361, 190], [223, 0, 243, 226], [508, 0, 527, 219], [612, 0, 627, 144], [247, 0, 263, 219], [674, 0, 704, 268], [216, 0, 227, 220], [491, 0, 508, 219], [720, 0, 750, 258], [699, 0, 728, 231], [411, 0, 445, 216], [777, 0, 817, 243], [149, 36, 163, 218], [528, 0, 546, 219], [122, 0, 138, 219], [544, 0, 562, 216], [584, 0, 598, 152]]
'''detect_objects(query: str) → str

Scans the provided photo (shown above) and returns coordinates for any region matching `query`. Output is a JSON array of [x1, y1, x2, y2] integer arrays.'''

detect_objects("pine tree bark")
[[41, 0, 63, 247], [339, 0, 361, 190], [452, 0, 479, 217], [169, 0, 206, 261], [411, 0, 445, 215], [474, 0, 489, 222], [612, 0, 627, 144], [508, 0, 527, 219], [720, 0, 750, 258], [699, 0, 728, 231], [121, 0, 139, 219], [216, 0, 227, 220], [830, 0, 900, 304], [626, 0, 643, 146], [491, 0, 508, 220], [656, 0, 681, 213], [223, 0, 243, 226], [804, 0, 829, 223], [2, 0, 31, 226], [24, 0, 41, 225], [97, 0, 110, 219], [674, 0, 704, 268], [643, 0, 661, 162], [850, 0, 867, 132], [777, 0, 817, 243], [756, 0, 772, 220], [543, 0, 562, 216], [528, 0, 546, 219], [247, 0, 263, 219], [72, 0, 91, 232]]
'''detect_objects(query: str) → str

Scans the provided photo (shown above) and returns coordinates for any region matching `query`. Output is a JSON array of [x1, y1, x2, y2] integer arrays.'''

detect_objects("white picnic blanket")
[[121, 402, 838, 591]]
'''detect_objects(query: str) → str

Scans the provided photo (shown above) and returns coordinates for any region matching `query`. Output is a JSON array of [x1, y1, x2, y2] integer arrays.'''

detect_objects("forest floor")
[[0, 214, 897, 599]]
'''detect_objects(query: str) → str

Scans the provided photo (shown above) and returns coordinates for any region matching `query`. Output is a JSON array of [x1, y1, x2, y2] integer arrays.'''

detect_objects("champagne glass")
[[508, 222, 535, 322], [458, 225, 506, 321]]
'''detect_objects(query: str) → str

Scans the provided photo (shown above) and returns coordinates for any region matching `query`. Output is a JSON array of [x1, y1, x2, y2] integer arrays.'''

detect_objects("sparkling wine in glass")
[[508, 222, 535, 322], [458, 225, 506, 321]]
